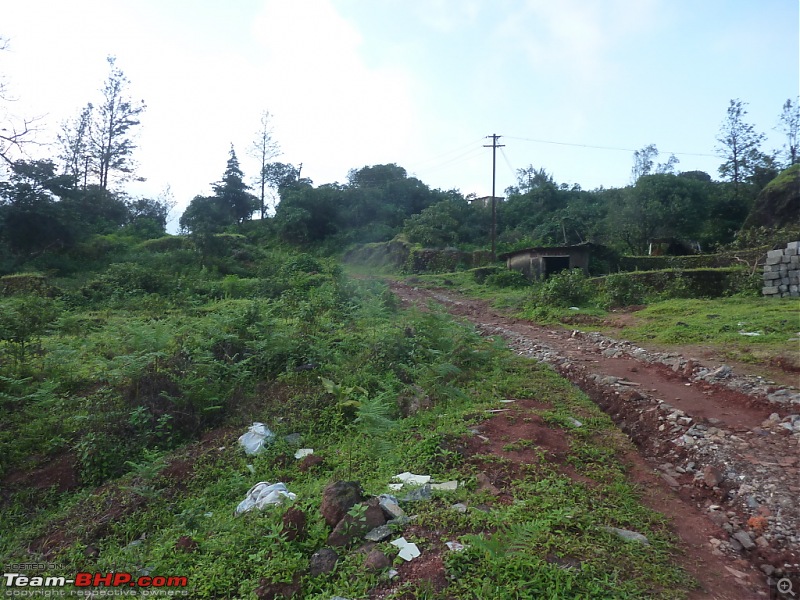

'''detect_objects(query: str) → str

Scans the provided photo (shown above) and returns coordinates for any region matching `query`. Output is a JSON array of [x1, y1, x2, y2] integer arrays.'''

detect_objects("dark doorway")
[[543, 256, 570, 278]]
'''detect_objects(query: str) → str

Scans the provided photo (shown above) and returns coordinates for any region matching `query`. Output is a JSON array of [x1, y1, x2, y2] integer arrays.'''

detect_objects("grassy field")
[[1, 246, 697, 598], [394, 268, 800, 371]]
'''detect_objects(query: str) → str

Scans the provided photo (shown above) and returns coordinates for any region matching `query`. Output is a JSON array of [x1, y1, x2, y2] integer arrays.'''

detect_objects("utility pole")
[[484, 134, 504, 261]]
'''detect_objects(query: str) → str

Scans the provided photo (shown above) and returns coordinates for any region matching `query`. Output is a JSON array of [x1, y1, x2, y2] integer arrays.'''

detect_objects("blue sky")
[[1, 0, 797, 227]]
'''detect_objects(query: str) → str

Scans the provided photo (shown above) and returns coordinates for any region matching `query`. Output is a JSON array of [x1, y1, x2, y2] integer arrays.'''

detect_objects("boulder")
[[320, 481, 364, 528]]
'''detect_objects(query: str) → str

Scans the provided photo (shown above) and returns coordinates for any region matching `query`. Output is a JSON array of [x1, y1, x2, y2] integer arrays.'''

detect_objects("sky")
[[1, 0, 798, 230]]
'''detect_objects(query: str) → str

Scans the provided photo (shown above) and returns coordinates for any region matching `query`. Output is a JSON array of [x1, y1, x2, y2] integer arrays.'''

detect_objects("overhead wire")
[[412, 145, 486, 175], [499, 146, 517, 181], [407, 136, 487, 169], [501, 135, 719, 158]]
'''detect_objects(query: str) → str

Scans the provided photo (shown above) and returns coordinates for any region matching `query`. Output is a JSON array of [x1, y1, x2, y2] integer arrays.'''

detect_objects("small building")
[[499, 245, 590, 280], [468, 196, 503, 208]]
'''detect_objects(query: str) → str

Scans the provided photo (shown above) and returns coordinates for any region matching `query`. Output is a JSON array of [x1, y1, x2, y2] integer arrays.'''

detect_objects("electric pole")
[[484, 134, 504, 261]]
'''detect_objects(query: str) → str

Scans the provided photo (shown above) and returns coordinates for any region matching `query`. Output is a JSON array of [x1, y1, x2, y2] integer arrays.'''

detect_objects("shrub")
[[485, 269, 530, 288], [530, 269, 597, 308], [600, 273, 647, 308], [137, 236, 188, 253]]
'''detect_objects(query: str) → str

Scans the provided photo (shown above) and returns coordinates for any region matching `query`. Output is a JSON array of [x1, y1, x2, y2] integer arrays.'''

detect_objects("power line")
[[412, 145, 485, 174], [502, 134, 719, 158], [407, 136, 486, 169], [499, 146, 517, 181]]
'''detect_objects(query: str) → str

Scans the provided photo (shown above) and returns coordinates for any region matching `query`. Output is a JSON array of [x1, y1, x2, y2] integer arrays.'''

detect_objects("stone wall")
[[762, 241, 800, 297]]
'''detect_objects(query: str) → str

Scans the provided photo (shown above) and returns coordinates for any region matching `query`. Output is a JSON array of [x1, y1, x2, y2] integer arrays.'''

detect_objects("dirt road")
[[389, 280, 800, 600]]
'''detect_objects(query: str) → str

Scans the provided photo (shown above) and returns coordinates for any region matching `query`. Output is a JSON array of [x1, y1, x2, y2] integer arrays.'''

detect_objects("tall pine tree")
[[212, 145, 257, 224]]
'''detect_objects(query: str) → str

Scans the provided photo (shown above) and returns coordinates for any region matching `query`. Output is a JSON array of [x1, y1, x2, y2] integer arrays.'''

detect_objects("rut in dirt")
[[388, 280, 800, 600]]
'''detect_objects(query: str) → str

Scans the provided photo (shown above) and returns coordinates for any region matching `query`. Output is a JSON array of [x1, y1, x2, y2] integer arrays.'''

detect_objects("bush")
[[137, 236, 188, 253], [530, 269, 597, 308], [485, 269, 530, 288], [600, 273, 647, 308]]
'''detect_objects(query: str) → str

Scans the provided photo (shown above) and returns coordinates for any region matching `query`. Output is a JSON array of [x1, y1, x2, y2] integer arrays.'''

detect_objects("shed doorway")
[[543, 256, 570, 278]]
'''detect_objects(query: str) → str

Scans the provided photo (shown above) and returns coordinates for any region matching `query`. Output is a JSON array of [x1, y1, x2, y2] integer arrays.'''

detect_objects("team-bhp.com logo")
[[3, 571, 188, 596]]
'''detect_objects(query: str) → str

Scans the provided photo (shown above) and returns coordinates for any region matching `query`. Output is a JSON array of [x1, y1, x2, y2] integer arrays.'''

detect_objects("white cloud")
[[250, 0, 418, 185]]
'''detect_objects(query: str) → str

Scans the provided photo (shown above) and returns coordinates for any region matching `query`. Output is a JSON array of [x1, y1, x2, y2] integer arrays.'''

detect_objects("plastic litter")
[[445, 541, 465, 552], [738, 331, 762, 336], [393, 472, 431, 486], [430, 481, 459, 491], [238, 423, 275, 456], [294, 448, 314, 459], [391, 537, 420, 561], [235, 482, 296, 514]]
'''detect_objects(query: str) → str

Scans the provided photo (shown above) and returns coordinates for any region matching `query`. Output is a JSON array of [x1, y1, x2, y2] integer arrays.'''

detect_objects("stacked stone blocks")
[[762, 241, 800, 297]]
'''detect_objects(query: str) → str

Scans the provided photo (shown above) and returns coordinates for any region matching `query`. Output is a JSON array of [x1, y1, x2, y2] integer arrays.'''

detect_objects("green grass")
[[391, 269, 800, 369], [1, 245, 698, 599], [604, 296, 800, 364]]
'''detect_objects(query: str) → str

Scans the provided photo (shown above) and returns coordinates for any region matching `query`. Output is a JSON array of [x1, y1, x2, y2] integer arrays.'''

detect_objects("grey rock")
[[602, 526, 650, 545], [309, 548, 339, 576], [365, 525, 393, 542], [703, 465, 725, 488], [401, 484, 432, 502], [732, 530, 755, 550], [378, 494, 406, 519]]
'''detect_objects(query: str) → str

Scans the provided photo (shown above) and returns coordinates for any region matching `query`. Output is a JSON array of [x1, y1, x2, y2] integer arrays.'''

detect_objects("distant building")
[[468, 196, 503, 208], [648, 238, 701, 256], [500, 245, 591, 280]]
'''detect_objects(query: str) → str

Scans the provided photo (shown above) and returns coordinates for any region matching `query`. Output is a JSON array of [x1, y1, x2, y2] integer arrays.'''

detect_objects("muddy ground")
[[388, 280, 800, 600]]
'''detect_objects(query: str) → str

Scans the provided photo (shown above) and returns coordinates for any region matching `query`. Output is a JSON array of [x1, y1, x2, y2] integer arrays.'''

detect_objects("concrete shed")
[[499, 245, 590, 280]]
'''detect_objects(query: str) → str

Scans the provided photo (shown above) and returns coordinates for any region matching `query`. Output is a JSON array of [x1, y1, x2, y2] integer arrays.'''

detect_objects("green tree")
[[213, 145, 257, 225], [0, 160, 76, 255], [605, 174, 708, 254], [179, 195, 229, 235], [717, 99, 766, 202], [630, 144, 679, 183]]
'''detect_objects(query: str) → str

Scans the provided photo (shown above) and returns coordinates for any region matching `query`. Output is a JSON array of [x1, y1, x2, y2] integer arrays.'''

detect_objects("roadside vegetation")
[[399, 265, 799, 373], [0, 232, 696, 599]]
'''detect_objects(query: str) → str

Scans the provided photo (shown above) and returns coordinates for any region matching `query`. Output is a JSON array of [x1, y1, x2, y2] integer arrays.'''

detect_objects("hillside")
[[743, 164, 800, 230]]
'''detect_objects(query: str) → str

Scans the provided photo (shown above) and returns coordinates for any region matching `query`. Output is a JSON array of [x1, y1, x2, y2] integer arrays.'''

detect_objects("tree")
[[249, 110, 281, 218], [605, 174, 708, 254], [0, 160, 76, 255], [125, 192, 173, 238], [90, 56, 146, 189], [57, 103, 93, 188], [777, 98, 799, 166], [716, 99, 766, 201], [179, 195, 230, 236], [264, 162, 301, 191], [213, 145, 257, 224], [630, 144, 679, 183]]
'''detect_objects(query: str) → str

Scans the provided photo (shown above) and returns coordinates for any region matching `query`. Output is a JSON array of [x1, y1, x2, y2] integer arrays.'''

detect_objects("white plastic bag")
[[235, 482, 296, 514], [238, 422, 275, 456]]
